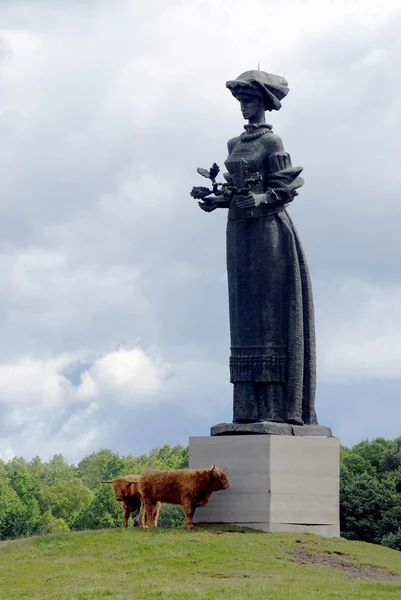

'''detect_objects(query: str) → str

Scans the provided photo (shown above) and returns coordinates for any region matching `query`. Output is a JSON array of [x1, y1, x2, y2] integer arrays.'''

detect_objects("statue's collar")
[[241, 123, 272, 141], [243, 122, 272, 132]]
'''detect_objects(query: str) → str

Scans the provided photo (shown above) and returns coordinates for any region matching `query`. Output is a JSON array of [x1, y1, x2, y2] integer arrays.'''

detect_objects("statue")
[[191, 70, 329, 435]]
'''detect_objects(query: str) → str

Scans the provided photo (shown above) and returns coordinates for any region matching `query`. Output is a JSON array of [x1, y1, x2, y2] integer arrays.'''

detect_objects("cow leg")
[[182, 497, 195, 529], [143, 497, 157, 527], [137, 503, 145, 528], [123, 503, 131, 529], [152, 502, 161, 527]]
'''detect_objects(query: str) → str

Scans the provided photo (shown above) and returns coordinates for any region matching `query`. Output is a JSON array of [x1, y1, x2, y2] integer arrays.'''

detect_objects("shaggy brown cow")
[[140, 465, 229, 529], [102, 476, 144, 528]]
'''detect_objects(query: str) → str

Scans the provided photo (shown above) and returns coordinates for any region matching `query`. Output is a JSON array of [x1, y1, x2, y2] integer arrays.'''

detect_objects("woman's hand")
[[198, 200, 218, 212], [198, 195, 230, 212], [235, 192, 266, 209]]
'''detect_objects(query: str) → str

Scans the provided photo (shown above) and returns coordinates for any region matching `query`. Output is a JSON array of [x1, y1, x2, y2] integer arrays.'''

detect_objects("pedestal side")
[[189, 435, 340, 536]]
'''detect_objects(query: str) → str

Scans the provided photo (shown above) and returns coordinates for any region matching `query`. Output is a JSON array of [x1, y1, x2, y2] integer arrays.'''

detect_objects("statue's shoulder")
[[227, 135, 241, 153], [260, 131, 285, 154]]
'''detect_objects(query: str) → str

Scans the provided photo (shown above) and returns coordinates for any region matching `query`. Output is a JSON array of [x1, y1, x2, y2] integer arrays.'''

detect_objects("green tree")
[[341, 471, 395, 543], [340, 446, 376, 477], [5, 458, 43, 536], [121, 444, 189, 474], [29, 454, 78, 487], [379, 438, 401, 473], [72, 485, 123, 530], [382, 529, 401, 551], [77, 449, 124, 491], [352, 438, 395, 474], [0, 463, 29, 540], [340, 440, 401, 545], [41, 479, 94, 527]]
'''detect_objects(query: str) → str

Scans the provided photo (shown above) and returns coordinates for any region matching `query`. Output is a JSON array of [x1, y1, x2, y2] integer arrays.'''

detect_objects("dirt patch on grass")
[[212, 529, 247, 535], [209, 573, 251, 579], [291, 548, 401, 582]]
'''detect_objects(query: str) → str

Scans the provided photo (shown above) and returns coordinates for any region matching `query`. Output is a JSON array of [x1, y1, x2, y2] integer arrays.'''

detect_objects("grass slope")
[[1, 527, 401, 600]]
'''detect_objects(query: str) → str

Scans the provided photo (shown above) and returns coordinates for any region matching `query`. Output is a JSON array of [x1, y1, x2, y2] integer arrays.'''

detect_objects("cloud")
[[0, 347, 169, 409], [0, 0, 401, 459], [317, 277, 401, 381], [77, 347, 171, 402], [0, 355, 72, 409], [0, 346, 166, 461], [0, 345, 230, 460]]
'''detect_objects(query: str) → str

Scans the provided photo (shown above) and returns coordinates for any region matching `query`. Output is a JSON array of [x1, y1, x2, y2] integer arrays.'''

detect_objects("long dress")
[[224, 125, 317, 425]]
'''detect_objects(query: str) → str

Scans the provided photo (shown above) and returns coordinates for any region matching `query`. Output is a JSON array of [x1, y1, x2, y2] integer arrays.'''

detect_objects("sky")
[[0, 0, 401, 462]]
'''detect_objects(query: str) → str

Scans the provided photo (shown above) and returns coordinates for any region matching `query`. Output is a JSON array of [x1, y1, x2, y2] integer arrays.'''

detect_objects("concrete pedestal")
[[189, 435, 340, 537]]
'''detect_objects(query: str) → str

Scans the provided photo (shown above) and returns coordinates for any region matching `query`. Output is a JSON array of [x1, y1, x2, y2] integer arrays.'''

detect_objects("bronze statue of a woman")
[[192, 69, 325, 432]]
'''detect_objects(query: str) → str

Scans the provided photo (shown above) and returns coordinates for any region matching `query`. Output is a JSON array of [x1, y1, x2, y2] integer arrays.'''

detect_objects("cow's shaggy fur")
[[102, 476, 150, 528], [140, 465, 229, 529]]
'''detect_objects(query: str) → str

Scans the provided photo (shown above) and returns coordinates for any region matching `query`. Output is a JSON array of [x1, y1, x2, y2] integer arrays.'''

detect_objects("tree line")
[[0, 444, 188, 539], [1, 438, 401, 550]]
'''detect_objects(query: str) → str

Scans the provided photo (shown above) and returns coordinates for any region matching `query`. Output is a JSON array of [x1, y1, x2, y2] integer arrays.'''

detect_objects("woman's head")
[[226, 69, 289, 113], [237, 92, 265, 122]]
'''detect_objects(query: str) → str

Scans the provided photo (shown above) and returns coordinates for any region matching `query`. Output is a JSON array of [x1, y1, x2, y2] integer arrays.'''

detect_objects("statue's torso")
[[224, 135, 267, 190], [225, 132, 284, 219]]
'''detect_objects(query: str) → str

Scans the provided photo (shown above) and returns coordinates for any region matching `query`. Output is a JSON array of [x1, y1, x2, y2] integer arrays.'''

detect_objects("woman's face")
[[239, 94, 262, 120]]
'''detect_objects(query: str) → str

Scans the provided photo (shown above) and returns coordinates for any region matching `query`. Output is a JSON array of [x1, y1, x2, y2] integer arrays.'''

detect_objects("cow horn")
[[210, 464, 216, 472], [101, 480, 113, 484]]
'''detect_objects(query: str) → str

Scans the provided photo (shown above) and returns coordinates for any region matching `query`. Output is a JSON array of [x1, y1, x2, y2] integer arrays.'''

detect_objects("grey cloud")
[[0, 1, 400, 460]]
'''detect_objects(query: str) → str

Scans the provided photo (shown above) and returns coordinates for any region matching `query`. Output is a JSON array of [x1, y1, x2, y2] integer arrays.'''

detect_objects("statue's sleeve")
[[223, 171, 233, 184], [264, 150, 304, 206]]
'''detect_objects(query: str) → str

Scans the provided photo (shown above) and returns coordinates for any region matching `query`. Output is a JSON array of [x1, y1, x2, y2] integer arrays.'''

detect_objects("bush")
[[340, 439, 401, 547], [72, 485, 123, 530], [382, 530, 401, 551], [157, 505, 184, 528], [40, 511, 70, 534], [0, 479, 29, 540], [41, 479, 94, 527]]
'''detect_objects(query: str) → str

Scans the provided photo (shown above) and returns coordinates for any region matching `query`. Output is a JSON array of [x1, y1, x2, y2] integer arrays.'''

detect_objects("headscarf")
[[226, 70, 289, 111]]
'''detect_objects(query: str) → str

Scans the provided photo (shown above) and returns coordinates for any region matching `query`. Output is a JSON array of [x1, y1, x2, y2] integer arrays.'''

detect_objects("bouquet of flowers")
[[190, 160, 262, 209]]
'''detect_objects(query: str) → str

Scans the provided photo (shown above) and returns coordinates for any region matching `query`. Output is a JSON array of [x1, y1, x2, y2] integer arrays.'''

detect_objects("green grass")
[[1, 527, 401, 599]]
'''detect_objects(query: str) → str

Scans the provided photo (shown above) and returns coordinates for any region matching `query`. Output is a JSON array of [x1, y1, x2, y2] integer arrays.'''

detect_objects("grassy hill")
[[1, 527, 401, 599]]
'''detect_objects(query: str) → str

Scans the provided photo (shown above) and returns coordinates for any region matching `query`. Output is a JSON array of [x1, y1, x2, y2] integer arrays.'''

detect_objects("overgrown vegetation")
[[2, 438, 401, 551]]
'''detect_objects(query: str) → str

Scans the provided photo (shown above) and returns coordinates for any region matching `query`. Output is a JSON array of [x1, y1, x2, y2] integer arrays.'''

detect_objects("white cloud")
[[0, 356, 72, 409], [0, 344, 230, 460], [78, 347, 171, 402], [0, 346, 169, 460], [0, 346, 169, 409]]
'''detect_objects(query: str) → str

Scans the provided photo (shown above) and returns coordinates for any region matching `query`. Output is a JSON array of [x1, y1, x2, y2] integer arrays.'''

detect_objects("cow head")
[[101, 479, 126, 501], [101, 477, 140, 501], [209, 464, 229, 491]]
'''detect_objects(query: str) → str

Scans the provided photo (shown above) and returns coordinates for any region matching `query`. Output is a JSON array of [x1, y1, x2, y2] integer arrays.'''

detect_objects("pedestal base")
[[211, 421, 332, 437], [189, 435, 340, 537]]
